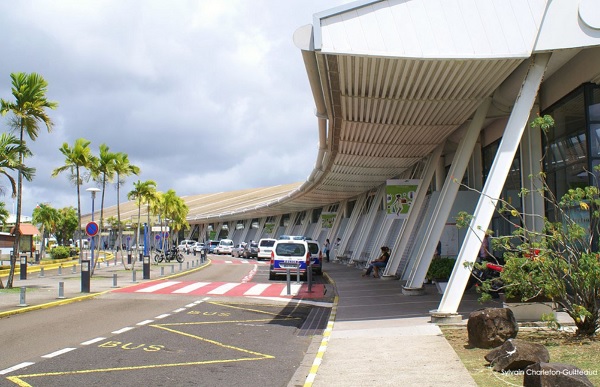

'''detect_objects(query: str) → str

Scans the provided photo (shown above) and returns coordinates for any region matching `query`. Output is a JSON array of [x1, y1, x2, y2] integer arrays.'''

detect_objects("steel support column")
[[435, 53, 551, 315], [404, 97, 492, 290]]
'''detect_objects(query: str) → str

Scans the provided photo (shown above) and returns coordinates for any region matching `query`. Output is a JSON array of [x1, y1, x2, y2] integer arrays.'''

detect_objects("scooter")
[[466, 258, 503, 298]]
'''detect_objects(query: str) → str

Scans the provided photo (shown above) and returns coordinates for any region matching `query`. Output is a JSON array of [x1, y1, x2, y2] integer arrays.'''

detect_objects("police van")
[[268, 237, 322, 280]]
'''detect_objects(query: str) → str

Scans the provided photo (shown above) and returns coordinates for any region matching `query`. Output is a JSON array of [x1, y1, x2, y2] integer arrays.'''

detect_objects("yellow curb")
[[0, 291, 109, 319]]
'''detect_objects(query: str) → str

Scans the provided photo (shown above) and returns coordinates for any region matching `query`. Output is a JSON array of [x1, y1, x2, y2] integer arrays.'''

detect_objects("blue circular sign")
[[85, 221, 99, 237]]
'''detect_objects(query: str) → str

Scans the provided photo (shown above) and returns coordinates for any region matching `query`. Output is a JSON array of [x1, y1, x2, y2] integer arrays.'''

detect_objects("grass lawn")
[[441, 326, 600, 386]]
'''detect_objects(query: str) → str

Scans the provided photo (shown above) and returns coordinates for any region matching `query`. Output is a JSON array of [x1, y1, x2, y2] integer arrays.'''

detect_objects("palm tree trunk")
[[77, 168, 83, 263], [7, 122, 25, 288]]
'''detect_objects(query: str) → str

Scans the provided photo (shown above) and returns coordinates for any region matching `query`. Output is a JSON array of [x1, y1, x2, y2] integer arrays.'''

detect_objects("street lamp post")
[[86, 187, 101, 270]]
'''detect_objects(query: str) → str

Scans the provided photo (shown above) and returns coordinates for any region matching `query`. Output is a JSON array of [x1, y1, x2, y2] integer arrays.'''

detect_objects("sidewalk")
[[292, 261, 492, 387], [0, 253, 209, 317]]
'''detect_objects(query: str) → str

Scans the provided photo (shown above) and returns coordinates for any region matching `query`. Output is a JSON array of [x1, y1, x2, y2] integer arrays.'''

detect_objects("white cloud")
[[0, 0, 352, 217]]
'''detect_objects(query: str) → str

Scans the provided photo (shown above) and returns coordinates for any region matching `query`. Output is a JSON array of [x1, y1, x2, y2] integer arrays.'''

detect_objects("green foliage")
[[55, 206, 78, 245], [49, 245, 71, 259], [427, 258, 456, 281]]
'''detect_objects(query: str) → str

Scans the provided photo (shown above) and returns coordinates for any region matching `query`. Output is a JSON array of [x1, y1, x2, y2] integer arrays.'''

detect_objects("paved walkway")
[[290, 261, 495, 387]]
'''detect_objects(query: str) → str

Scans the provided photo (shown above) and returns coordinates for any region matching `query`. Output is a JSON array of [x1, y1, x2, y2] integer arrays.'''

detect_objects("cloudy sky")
[[0, 0, 352, 217]]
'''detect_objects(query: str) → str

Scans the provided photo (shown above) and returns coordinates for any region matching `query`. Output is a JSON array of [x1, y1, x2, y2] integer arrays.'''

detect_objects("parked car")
[[192, 242, 205, 253], [207, 240, 220, 254], [243, 241, 259, 259], [257, 238, 277, 261], [215, 239, 234, 255], [231, 243, 246, 258], [269, 238, 312, 280], [178, 239, 196, 253]]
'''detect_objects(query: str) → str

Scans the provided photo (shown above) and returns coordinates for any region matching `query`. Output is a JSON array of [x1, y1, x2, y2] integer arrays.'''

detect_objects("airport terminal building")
[[99, 0, 600, 318]]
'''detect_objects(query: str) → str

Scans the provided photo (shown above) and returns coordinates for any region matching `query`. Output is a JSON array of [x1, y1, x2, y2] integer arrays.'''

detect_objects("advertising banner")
[[386, 179, 420, 219], [321, 213, 336, 229]]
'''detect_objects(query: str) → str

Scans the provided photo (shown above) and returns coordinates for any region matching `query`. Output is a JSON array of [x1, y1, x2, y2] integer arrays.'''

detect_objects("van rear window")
[[260, 240, 275, 247], [275, 243, 306, 257]]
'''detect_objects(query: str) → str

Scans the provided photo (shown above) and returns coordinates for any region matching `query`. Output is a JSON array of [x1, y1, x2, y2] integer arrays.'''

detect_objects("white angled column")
[[434, 53, 551, 318], [404, 97, 491, 290]]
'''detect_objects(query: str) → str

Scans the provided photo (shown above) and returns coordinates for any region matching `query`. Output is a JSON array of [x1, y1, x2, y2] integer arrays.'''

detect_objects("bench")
[[353, 252, 370, 269], [335, 250, 352, 264]]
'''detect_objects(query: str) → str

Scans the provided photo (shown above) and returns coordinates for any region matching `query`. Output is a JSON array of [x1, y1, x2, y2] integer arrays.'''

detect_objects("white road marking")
[[42, 348, 76, 358], [0, 362, 35, 375], [207, 282, 241, 295], [279, 284, 302, 296], [135, 281, 180, 293], [81, 337, 106, 345], [172, 282, 210, 294], [243, 283, 271, 296], [136, 320, 154, 326], [111, 327, 135, 334]]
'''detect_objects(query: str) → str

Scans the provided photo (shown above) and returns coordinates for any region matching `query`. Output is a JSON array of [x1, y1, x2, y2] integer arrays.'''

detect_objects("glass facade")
[[542, 84, 600, 221]]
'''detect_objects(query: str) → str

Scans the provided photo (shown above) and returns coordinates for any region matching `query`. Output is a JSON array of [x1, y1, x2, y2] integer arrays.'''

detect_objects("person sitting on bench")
[[362, 246, 390, 278]]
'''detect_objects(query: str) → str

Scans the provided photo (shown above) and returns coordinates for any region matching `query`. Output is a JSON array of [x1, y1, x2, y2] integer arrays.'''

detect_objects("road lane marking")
[[172, 282, 210, 293], [172, 308, 186, 313], [155, 313, 171, 319], [0, 362, 34, 375], [243, 283, 270, 296], [135, 281, 180, 293], [136, 320, 154, 326], [81, 338, 106, 345], [111, 327, 134, 334], [42, 348, 76, 358]]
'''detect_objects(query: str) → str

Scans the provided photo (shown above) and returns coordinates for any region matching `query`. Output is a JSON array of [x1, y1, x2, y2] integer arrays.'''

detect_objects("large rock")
[[524, 362, 594, 387], [467, 307, 518, 348], [485, 339, 550, 371]]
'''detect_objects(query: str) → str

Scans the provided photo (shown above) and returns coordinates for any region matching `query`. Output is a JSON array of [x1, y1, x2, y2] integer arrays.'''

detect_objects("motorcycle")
[[154, 246, 184, 264]]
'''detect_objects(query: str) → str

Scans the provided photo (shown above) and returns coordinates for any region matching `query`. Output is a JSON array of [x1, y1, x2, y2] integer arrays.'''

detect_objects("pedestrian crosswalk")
[[113, 280, 324, 299]]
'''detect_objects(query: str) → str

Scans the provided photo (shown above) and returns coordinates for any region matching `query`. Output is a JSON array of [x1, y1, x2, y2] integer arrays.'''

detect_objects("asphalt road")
[[0, 255, 330, 387]]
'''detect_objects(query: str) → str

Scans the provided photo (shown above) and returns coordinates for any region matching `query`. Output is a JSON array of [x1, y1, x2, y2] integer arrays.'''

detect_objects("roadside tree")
[[52, 138, 96, 261]]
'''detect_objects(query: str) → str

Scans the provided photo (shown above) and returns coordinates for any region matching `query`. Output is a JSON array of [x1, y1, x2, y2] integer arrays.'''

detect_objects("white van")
[[257, 238, 277, 261], [215, 239, 234, 255]]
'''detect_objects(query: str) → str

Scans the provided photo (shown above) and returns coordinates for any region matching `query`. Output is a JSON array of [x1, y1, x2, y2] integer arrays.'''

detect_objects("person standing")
[[323, 238, 331, 262]]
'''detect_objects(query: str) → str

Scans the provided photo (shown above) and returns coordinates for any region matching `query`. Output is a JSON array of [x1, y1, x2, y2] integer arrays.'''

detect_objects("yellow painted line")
[[154, 317, 300, 327], [5, 297, 286, 385], [7, 357, 269, 384], [304, 272, 338, 387], [151, 324, 274, 358]]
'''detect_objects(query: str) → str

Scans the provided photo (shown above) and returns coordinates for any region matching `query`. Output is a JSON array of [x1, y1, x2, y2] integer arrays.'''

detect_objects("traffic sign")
[[85, 221, 99, 237]]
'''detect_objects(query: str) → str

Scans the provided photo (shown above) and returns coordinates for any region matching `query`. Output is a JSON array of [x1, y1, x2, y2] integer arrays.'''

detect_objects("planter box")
[[434, 281, 448, 294], [503, 301, 556, 322]]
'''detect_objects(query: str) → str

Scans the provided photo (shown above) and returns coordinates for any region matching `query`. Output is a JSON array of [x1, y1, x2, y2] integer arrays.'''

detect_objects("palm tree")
[[160, 189, 189, 246], [32, 203, 60, 259], [127, 180, 156, 269], [52, 138, 95, 262], [89, 144, 118, 267], [0, 132, 35, 289], [113, 152, 139, 262], [1, 72, 57, 288]]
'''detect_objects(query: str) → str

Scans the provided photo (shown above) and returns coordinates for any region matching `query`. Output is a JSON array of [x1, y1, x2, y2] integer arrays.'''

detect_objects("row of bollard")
[[16, 256, 204, 307]]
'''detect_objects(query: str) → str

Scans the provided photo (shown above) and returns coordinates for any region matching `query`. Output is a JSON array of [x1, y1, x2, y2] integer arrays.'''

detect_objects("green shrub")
[[427, 258, 456, 281], [49, 246, 71, 259]]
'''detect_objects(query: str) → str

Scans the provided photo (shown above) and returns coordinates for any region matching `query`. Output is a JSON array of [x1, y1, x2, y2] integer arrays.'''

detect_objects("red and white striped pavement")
[[113, 280, 325, 299]]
